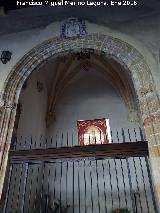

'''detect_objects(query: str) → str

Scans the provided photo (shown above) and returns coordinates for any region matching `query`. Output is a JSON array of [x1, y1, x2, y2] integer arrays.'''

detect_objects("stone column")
[[0, 104, 16, 199], [144, 110, 160, 208]]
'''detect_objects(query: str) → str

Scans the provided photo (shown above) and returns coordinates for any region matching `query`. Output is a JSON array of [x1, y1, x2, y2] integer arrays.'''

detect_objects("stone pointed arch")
[[0, 33, 160, 204]]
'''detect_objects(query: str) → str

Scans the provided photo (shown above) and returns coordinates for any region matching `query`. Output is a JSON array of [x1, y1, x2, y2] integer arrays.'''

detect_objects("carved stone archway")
[[0, 33, 160, 206]]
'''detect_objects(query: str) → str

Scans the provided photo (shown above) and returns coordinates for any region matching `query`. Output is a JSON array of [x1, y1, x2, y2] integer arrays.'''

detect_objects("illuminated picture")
[[77, 118, 111, 145]]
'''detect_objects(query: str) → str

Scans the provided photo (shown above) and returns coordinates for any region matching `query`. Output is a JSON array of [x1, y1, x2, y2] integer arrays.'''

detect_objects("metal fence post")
[[21, 162, 29, 213]]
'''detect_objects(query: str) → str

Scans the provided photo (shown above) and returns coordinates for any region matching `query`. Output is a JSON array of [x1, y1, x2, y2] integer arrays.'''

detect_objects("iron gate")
[[3, 157, 158, 213], [1, 128, 159, 213]]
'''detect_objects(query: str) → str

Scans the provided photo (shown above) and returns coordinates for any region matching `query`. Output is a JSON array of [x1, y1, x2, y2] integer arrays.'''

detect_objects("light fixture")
[[0, 51, 12, 64]]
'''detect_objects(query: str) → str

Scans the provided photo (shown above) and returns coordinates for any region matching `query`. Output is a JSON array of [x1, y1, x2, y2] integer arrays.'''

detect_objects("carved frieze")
[[0, 98, 4, 108]]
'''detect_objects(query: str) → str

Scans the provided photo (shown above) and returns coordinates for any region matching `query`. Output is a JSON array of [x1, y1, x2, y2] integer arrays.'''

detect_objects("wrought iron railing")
[[1, 127, 159, 213], [11, 127, 145, 151]]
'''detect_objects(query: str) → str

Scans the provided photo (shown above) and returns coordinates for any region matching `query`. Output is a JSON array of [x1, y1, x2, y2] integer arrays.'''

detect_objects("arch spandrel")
[[0, 33, 160, 204]]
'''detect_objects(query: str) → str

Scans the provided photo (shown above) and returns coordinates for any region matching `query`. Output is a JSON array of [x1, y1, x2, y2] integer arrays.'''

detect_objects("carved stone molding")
[[0, 90, 4, 108], [0, 98, 4, 108]]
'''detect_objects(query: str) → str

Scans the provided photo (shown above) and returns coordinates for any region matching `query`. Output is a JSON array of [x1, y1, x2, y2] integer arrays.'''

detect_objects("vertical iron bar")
[[94, 135, 96, 144], [50, 137, 53, 147], [128, 129, 132, 142], [132, 157, 143, 213], [55, 134, 58, 148], [21, 162, 29, 213], [101, 160, 107, 213], [29, 136, 33, 149], [126, 158, 135, 213], [19, 136, 22, 149], [134, 128, 138, 142], [3, 164, 13, 213], [67, 132, 69, 147], [83, 159, 87, 213], [110, 130, 113, 143], [60, 160, 63, 211], [65, 161, 68, 208], [139, 157, 150, 212], [59, 134, 63, 210], [34, 137, 37, 149], [24, 138, 27, 150], [82, 132, 84, 146], [133, 193, 138, 213], [40, 162, 46, 213], [44, 195, 48, 213], [9, 165, 18, 212], [77, 161, 81, 213], [45, 138, 48, 149], [145, 156, 158, 213], [45, 167, 50, 213], [96, 160, 100, 213], [89, 160, 93, 213], [122, 128, 125, 143], [15, 163, 23, 213], [39, 135, 42, 148], [73, 161, 75, 213], [120, 159, 128, 209], [14, 137, 17, 150], [108, 159, 114, 211], [72, 132, 74, 147], [27, 167, 34, 213], [53, 162, 57, 200], [116, 130, 120, 143], [71, 133, 74, 211], [139, 127, 144, 141], [65, 133, 69, 209], [114, 159, 121, 209], [33, 166, 40, 213], [61, 133, 63, 147]]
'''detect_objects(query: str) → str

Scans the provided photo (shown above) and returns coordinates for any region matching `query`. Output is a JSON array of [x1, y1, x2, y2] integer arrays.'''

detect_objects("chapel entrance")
[[0, 35, 160, 212]]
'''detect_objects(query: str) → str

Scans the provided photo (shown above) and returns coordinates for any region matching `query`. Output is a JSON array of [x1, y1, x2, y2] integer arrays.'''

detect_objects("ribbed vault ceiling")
[[40, 53, 139, 127]]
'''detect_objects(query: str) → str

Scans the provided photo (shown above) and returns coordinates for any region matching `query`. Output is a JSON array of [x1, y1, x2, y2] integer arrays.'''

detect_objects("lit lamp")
[[0, 51, 12, 64]]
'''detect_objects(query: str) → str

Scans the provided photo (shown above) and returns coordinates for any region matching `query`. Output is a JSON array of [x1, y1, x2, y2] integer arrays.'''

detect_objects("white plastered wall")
[[16, 68, 48, 149]]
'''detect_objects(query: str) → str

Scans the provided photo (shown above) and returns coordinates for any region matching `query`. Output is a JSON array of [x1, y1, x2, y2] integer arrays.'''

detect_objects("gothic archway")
[[0, 33, 160, 205]]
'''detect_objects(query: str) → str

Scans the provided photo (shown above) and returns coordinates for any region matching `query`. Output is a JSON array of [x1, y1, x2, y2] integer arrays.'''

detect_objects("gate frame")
[[2, 142, 159, 213]]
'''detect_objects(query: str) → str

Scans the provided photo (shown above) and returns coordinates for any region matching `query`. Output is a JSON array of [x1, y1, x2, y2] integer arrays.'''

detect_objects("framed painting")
[[77, 118, 111, 145]]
